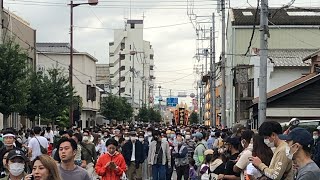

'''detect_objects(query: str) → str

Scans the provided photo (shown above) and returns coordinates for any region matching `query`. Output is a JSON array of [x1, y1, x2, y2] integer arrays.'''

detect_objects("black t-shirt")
[[224, 153, 240, 177], [155, 142, 163, 164]]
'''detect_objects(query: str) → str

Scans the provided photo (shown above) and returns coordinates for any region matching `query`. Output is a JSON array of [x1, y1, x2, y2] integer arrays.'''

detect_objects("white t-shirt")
[[28, 135, 49, 161], [246, 163, 262, 178], [44, 130, 54, 144]]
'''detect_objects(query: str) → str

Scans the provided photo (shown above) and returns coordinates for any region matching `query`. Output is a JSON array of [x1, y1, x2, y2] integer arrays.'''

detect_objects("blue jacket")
[[122, 140, 144, 166]]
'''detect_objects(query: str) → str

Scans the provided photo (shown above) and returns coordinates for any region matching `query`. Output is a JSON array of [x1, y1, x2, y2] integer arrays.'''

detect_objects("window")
[[130, 56, 131, 61], [120, 42, 125, 50], [131, 23, 135, 29], [129, 88, 132, 93], [150, 54, 154, 59], [257, 78, 260, 87], [130, 77, 132, 82], [130, 45, 132, 50]]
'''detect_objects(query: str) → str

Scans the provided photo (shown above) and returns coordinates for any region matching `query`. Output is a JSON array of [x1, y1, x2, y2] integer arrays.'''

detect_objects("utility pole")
[[259, 0, 269, 126], [169, 89, 172, 97], [220, 0, 226, 128], [0, 0, 3, 44], [132, 54, 135, 108], [142, 57, 145, 107], [210, 13, 216, 127], [69, 0, 74, 127], [201, 64, 204, 124], [158, 86, 161, 111], [119, 52, 122, 97], [198, 81, 202, 124]]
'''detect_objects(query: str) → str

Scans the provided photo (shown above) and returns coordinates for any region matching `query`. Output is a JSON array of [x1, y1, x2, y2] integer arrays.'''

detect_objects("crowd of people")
[[0, 121, 319, 180]]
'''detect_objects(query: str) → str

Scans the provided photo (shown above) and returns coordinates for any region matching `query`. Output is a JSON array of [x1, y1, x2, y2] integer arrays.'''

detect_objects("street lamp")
[[158, 86, 162, 111], [68, 0, 98, 127]]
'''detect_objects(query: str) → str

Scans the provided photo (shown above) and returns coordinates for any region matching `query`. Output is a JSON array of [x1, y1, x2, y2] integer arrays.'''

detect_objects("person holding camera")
[[95, 139, 127, 180]]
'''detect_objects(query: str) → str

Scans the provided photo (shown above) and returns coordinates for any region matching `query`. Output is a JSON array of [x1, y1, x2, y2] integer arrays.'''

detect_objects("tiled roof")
[[268, 49, 317, 67], [231, 8, 320, 26], [252, 72, 320, 104], [36, 43, 78, 53], [302, 49, 320, 61]]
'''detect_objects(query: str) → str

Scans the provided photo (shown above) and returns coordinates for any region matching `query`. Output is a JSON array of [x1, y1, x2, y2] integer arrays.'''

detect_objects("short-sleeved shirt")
[[59, 164, 90, 180], [224, 153, 241, 177], [296, 161, 320, 180], [235, 148, 252, 180], [28, 135, 49, 161]]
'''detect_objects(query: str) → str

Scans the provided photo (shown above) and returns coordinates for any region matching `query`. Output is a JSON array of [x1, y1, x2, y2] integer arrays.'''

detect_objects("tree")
[[149, 108, 162, 123], [189, 111, 199, 124], [137, 106, 149, 122], [100, 95, 133, 122], [41, 68, 73, 122], [0, 40, 30, 128]]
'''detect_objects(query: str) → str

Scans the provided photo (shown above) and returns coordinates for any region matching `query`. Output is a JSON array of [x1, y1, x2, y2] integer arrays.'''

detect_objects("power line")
[[244, 0, 259, 56]]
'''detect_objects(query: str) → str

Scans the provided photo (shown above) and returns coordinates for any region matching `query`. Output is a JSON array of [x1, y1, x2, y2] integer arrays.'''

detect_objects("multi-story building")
[[36, 43, 100, 128], [96, 64, 111, 95], [225, 8, 320, 127], [0, 9, 36, 130], [109, 20, 155, 111]]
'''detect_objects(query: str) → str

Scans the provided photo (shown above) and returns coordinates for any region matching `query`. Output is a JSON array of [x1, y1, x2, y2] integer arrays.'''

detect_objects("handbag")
[[35, 137, 48, 154], [120, 172, 128, 180]]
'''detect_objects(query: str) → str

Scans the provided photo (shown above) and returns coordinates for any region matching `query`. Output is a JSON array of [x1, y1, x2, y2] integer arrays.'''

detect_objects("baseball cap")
[[224, 137, 240, 146], [279, 127, 313, 147], [192, 132, 203, 139], [204, 149, 214, 156], [7, 149, 27, 162]]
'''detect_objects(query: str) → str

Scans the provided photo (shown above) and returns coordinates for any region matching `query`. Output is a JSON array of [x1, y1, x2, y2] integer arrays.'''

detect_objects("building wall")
[[226, 25, 320, 126], [109, 20, 155, 109], [37, 53, 100, 128], [0, 10, 36, 130]]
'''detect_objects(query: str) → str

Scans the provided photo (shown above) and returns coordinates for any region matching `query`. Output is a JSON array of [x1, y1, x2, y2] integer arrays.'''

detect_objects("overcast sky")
[[4, 0, 318, 97]]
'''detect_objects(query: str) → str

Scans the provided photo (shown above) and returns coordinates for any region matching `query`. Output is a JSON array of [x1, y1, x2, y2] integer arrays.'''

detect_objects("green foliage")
[[0, 40, 30, 128], [100, 95, 133, 121], [190, 111, 199, 124], [22, 67, 73, 127], [149, 108, 162, 123], [137, 106, 149, 122]]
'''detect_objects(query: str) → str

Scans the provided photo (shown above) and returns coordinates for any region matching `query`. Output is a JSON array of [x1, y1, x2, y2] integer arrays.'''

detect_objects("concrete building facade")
[[36, 43, 100, 128], [109, 20, 155, 111]]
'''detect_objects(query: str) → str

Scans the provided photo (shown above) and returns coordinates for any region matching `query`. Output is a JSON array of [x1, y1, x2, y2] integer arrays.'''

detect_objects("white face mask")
[[285, 145, 293, 160], [138, 138, 144, 142], [124, 137, 130, 141], [83, 136, 89, 142], [241, 140, 246, 148], [147, 132, 152, 136], [264, 139, 275, 148], [131, 137, 138, 141], [313, 135, 318, 140], [9, 163, 25, 176], [185, 135, 191, 140]]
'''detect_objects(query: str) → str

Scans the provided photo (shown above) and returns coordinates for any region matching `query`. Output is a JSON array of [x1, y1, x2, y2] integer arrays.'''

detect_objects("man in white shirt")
[[28, 126, 49, 161], [44, 127, 54, 144]]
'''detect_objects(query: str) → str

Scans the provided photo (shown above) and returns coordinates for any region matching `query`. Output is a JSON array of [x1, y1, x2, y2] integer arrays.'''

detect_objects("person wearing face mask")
[[95, 139, 127, 180], [217, 137, 240, 180], [252, 121, 293, 180], [172, 133, 189, 180], [1, 149, 27, 180], [145, 128, 153, 144], [312, 129, 320, 167], [233, 130, 254, 180], [192, 132, 208, 168], [138, 132, 150, 180], [279, 127, 320, 179], [147, 130, 171, 180], [185, 132, 196, 159], [80, 131, 97, 179], [122, 131, 144, 180]]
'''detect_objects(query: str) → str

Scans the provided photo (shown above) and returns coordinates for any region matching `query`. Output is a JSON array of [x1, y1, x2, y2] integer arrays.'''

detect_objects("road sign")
[[166, 97, 178, 107]]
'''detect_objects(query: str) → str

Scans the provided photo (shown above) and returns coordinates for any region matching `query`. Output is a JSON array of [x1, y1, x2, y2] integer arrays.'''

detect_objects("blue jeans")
[[152, 164, 166, 180]]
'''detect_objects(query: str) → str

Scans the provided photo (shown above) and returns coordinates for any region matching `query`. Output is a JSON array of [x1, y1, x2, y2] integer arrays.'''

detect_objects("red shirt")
[[95, 152, 127, 180]]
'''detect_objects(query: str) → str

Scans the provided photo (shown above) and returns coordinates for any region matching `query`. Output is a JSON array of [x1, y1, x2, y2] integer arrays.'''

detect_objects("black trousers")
[[176, 165, 189, 180]]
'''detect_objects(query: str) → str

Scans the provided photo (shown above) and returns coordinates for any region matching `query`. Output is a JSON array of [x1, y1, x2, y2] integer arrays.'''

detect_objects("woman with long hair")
[[25, 154, 62, 180], [246, 134, 273, 180]]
